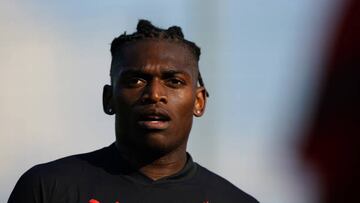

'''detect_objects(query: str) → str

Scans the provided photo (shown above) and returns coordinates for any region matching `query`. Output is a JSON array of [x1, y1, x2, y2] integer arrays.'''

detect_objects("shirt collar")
[[106, 143, 198, 185]]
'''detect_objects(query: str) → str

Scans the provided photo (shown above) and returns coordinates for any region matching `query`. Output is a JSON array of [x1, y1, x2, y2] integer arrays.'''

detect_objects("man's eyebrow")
[[117, 68, 191, 77], [118, 69, 146, 77], [161, 69, 190, 77]]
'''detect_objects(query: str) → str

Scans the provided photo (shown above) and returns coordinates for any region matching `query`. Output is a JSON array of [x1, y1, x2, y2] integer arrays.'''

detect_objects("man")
[[9, 20, 258, 203]]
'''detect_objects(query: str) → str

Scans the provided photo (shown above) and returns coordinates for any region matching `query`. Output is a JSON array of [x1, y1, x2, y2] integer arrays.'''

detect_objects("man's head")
[[103, 20, 207, 156]]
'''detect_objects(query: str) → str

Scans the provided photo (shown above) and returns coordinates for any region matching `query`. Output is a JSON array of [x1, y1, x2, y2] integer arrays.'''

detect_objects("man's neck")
[[138, 149, 187, 180], [115, 142, 188, 181]]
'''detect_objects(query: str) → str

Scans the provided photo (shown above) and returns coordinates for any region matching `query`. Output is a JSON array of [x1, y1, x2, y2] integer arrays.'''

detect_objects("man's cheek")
[[115, 93, 134, 106]]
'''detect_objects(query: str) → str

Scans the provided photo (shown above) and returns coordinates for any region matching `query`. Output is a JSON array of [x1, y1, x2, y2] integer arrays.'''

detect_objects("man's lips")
[[136, 109, 171, 130], [137, 120, 170, 130]]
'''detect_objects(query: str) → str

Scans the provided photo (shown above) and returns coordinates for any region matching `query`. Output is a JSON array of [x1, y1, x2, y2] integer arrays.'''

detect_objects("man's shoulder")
[[193, 163, 259, 203], [20, 145, 110, 181], [8, 146, 112, 202]]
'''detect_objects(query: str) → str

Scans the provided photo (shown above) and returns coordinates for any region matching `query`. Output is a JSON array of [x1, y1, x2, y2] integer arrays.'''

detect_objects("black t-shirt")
[[8, 144, 258, 203]]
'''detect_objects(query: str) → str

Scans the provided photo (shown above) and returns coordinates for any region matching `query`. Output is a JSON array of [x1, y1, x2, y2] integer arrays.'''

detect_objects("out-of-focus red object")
[[89, 199, 100, 203], [301, 0, 360, 202]]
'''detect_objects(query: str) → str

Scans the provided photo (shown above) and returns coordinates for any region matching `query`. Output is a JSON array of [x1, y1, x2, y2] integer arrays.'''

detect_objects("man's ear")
[[193, 86, 207, 117], [103, 84, 115, 115]]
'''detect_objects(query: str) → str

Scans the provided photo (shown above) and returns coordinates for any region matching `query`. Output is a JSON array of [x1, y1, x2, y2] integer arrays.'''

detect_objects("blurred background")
[[1, 0, 358, 202]]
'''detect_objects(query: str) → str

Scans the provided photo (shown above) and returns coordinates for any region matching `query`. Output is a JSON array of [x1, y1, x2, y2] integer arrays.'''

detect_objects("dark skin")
[[103, 39, 206, 180]]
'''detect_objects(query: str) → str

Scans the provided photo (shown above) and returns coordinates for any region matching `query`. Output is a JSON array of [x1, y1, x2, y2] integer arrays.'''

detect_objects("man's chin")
[[142, 132, 174, 152], [117, 130, 185, 156]]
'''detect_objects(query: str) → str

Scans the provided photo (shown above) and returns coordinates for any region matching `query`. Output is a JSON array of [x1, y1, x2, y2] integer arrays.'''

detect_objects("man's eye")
[[166, 78, 185, 87], [123, 78, 146, 87]]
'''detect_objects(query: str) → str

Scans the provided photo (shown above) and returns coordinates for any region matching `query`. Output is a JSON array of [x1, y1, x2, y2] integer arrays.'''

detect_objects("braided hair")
[[110, 19, 209, 97]]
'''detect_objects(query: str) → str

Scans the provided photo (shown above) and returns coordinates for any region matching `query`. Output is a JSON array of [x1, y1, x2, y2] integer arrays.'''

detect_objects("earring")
[[106, 107, 114, 115]]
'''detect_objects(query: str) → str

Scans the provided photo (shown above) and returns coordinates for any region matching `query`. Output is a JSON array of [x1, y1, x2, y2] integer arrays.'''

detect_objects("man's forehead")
[[113, 40, 197, 65], [111, 40, 198, 76]]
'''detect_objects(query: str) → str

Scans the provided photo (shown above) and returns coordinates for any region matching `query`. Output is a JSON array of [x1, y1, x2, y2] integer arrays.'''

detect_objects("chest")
[[44, 176, 209, 203]]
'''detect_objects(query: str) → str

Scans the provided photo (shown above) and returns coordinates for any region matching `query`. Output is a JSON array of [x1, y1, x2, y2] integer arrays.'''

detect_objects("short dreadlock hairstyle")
[[110, 19, 209, 97]]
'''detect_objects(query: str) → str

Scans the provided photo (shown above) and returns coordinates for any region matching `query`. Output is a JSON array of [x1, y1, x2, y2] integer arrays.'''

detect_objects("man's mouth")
[[136, 111, 171, 130]]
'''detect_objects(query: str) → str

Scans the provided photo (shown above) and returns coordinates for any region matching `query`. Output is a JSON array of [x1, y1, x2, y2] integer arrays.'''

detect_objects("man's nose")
[[141, 79, 168, 104]]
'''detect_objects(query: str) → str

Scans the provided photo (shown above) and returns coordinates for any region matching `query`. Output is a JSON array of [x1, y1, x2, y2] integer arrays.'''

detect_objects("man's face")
[[105, 40, 206, 154]]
